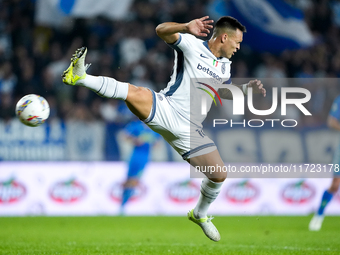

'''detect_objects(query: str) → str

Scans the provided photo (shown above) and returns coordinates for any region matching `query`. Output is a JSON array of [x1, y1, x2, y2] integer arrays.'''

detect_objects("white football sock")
[[194, 178, 223, 219], [78, 75, 129, 100]]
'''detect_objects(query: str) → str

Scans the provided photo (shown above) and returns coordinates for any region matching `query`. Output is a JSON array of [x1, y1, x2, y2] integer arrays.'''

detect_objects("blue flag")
[[227, 0, 314, 53], [35, 0, 133, 27]]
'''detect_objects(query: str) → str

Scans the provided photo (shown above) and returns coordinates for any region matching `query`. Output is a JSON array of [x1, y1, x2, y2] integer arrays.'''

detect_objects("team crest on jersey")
[[221, 63, 226, 74]]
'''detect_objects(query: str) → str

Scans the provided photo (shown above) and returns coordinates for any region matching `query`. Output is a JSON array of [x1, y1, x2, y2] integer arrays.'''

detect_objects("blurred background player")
[[309, 95, 340, 231], [120, 119, 160, 215]]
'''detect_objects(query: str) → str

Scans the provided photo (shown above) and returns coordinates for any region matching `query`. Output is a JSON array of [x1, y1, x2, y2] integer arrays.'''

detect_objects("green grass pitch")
[[0, 216, 339, 254]]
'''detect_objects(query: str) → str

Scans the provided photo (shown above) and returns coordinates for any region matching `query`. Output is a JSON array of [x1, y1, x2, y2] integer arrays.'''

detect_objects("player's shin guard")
[[194, 178, 223, 219], [80, 75, 129, 100]]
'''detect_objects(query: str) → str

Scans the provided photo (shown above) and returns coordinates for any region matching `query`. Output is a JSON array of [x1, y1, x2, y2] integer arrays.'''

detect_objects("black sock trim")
[[200, 186, 217, 200]]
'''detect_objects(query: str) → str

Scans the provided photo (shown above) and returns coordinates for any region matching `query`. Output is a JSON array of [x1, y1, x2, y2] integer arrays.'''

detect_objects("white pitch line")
[[105, 242, 338, 252]]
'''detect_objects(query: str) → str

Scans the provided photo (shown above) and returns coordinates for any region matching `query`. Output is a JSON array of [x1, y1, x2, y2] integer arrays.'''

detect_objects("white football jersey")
[[159, 33, 232, 127]]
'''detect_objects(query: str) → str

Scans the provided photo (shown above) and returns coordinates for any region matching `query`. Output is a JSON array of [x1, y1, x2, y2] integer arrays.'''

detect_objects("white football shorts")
[[144, 90, 217, 160]]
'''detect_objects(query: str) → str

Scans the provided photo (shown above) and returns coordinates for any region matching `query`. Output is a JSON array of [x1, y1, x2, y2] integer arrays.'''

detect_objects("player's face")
[[222, 29, 243, 59]]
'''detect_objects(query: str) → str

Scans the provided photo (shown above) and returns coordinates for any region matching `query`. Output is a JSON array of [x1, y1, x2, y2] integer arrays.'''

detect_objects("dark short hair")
[[214, 16, 246, 36]]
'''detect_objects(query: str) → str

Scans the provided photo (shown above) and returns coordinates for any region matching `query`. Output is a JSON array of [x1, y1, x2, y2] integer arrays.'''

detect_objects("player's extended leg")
[[186, 149, 227, 242], [328, 177, 340, 193], [120, 155, 148, 214], [62, 47, 153, 120], [309, 177, 340, 231], [120, 178, 139, 215]]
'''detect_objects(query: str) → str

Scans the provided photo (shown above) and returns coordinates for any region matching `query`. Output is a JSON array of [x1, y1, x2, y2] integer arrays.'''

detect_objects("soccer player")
[[62, 16, 266, 241], [120, 119, 160, 215], [309, 95, 340, 231]]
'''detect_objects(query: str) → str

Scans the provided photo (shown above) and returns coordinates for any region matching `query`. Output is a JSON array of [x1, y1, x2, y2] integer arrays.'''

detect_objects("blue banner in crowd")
[[0, 119, 337, 163], [0, 119, 66, 161], [225, 0, 314, 53], [66, 121, 105, 161], [35, 0, 134, 26]]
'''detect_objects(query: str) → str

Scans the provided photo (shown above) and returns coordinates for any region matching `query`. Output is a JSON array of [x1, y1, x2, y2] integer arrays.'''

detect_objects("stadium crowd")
[[0, 0, 340, 127]]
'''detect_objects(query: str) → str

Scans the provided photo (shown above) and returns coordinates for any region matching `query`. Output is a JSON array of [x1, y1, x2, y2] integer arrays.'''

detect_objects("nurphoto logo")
[[200, 84, 311, 128]]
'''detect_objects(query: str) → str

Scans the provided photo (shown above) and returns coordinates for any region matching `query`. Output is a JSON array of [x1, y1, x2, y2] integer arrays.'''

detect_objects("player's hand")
[[247, 79, 266, 97], [187, 16, 214, 37]]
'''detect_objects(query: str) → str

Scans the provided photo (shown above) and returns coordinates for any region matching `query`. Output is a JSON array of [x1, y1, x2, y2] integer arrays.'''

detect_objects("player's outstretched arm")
[[155, 16, 213, 44], [218, 80, 266, 100]]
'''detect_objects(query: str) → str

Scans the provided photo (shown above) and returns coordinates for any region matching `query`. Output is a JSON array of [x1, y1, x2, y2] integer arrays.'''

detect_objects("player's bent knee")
[[124, 178, 139, 188], [125, 84, 153, 120], [329, 178, 340, 193], [329, 186, 338, 193], [329, 184, 339, 193], [127, 85, 151, 102]]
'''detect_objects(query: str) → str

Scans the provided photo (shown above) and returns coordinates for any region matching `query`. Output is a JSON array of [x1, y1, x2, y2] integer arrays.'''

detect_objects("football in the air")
[[15, 94, 50, 127]]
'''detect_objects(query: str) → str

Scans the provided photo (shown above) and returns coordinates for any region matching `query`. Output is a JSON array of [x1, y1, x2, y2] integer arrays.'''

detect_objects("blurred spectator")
[[0, 6, 12, 60], [309, 0, 332, 36], [0, 93, 15, 122], [296, 62, 314, 79], [332, 0, 340, 27], [254, 54, 287, 79], [119, 36, 147, 67], [0, 61, 17, 95], [233, 60, 250, 78], [99, 100, 120, 123], [131, 64, 156, 90]]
